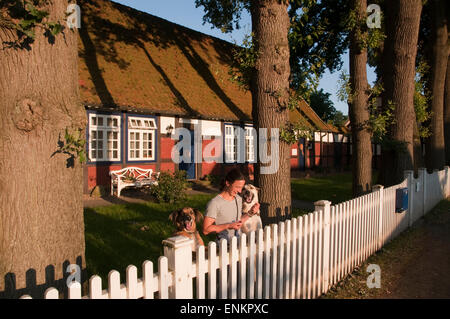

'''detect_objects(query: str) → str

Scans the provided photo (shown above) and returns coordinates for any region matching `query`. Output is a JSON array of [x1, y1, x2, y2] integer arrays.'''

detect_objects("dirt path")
[[322, 199, 450, 299]]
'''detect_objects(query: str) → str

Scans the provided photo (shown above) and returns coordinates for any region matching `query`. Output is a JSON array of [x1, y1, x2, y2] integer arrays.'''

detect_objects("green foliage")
[[309, 88, 339, 122], [369, 99, 395, 144], [337, 71, 352, 104], [289, 0, 350, 97], [328, 110, 348, 128], [195, 0, 250, 34], [196, 0, 350, 99], [60, 128, 87, 164], [1, 0, 66, 49], [414, 59, 433, 138], [205, 174, 221, 188], [150, 171, 188, 204], [228, 33, 257, 91], [280, 120, 313, 145]]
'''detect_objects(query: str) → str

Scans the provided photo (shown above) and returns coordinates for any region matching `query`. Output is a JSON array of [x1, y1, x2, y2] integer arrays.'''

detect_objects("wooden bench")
[[109, 167, 160, 197]]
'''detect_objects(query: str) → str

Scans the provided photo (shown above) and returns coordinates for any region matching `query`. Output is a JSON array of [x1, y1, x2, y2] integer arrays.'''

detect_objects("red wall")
[[160, 137, 175, 160]]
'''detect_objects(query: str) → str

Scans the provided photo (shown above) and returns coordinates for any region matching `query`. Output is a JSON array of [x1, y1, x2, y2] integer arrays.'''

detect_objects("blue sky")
[[111, 0, 377, 116]]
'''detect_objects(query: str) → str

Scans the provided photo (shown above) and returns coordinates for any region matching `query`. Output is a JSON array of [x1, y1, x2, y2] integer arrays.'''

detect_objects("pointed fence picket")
[[19, 167, 450, 300]]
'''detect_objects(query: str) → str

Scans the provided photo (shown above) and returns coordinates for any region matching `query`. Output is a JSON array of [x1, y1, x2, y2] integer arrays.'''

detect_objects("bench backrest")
[[110, 167, 153, 180]]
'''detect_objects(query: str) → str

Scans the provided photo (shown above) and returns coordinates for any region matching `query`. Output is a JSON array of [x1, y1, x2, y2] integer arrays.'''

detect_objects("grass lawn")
[[291, 172, 354, 204], [84, 194, 216, 283]]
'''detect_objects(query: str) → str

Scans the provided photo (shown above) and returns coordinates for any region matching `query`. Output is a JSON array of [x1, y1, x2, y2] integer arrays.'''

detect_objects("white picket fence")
[[20, 167, 450, 299]]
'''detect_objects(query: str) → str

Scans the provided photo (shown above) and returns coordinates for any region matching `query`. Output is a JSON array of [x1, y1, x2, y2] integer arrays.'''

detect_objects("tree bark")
[[445, 55, 450, 165], [348, 0, 372, 196], [250, 0, 291, 225], [426, 0, 448, 170], [379, 0, 422, 186], [0, 1, 86, 298], [413, 117, 424, 172]]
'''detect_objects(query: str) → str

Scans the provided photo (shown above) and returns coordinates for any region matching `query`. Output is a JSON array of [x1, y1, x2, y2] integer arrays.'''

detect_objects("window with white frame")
[[128, 116, 157, 161], [224, 125, 237, 163], [245, 127, 255, 162], [224, 125, 255, 163], [88, 114, 121, 162]]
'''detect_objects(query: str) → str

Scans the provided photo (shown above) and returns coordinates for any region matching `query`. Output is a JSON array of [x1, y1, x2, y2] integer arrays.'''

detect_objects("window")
[[245, 127, 255, 162], [225, 125, 238, 163], [128, 116, 157, 161], [88, 114, 121, 162], [224, 125, 255, 163]]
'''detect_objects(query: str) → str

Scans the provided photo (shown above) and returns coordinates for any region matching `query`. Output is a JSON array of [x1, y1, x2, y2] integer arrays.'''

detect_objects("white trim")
[[88, 114, 121, 162], [179, 118, 199, 124], [128, 129, 156, 161]]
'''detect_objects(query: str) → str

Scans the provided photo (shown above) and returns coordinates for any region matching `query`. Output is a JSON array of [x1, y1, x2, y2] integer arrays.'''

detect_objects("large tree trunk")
[[413, 118, 424, 172], [0, 1, 86, 298], [445, 55, 450, 165], [425, 0, 448, 170], [250, 1, 291, 225], [349, 0, 372, 196], [379, 0, 422, 187]]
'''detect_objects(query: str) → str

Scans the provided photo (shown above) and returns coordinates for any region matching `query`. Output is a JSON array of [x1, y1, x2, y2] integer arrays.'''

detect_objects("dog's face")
[[242, 184, 259, 204], [169, 207, 203, 233]]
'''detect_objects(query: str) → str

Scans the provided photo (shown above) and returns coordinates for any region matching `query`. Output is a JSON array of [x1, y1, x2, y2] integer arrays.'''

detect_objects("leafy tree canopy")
[[195, 0, 350, 100]]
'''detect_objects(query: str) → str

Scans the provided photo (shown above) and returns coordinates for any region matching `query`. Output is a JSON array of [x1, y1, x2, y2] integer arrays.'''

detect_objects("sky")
[[110, 0, 377, 116]]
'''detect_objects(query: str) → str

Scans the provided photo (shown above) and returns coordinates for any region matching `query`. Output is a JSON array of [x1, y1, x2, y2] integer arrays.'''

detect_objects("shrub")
[[205, 174, 222, 188], [150, 170, 188, 203]]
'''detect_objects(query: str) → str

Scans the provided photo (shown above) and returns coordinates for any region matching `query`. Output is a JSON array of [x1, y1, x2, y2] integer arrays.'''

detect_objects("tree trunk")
[[426, 0, 448, 170], [0, 1, 86, 298], [349, 0, 372, 196], [445, 55, 450, 165], [250, 1, 291, 225], [379, 0, 422, 186], [413, 117, 424, 172]]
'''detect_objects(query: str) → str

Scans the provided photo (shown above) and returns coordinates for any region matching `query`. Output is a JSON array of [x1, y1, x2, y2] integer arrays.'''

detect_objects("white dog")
[[241, 184, 263, 234]]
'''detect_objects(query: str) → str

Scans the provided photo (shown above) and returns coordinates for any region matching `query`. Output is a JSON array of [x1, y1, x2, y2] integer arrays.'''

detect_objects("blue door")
[[298, 138, 306, 170], [179, 129, 196, 179]]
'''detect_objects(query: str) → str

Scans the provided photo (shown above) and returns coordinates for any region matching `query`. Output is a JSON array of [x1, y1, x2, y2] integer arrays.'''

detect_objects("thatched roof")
[[78, 0, 331, 130]]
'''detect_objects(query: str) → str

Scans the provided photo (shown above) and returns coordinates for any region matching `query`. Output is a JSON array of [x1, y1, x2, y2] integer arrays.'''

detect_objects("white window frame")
[[224, 125, 237, 163], [127, 116, 157, 161], [88, 113, 121, 162], [245, 126, 255, 162], [224, 124, 255, 163]]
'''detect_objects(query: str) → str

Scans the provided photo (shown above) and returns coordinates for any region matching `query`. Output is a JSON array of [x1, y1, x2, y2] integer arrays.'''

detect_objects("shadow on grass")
[[84, 195, 215, 285]]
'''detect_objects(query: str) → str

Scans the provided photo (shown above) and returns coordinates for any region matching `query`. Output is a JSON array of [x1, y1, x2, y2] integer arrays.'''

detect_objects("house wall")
[[84, 110, 380, 194], [84, 111, 257, 193]]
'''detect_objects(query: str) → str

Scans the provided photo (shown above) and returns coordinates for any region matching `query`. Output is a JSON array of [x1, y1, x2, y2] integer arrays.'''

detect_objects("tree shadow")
[[172, 32, 250, 120], [0, 256, 86, 299], [79, 16, 117, 108]]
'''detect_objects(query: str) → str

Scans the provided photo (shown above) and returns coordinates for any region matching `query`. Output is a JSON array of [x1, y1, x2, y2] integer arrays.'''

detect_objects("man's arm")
[[203, 216, 242, 235]]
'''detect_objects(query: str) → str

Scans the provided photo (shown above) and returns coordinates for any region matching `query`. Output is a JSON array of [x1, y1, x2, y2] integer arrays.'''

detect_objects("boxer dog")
[[169, 207, 204, 252], [241, 184, 263, 234]]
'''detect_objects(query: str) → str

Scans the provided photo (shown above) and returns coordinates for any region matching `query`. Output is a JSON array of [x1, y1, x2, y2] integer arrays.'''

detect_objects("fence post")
[[419, 168, 427, 216], [404, 170, 414, 228], [162, 236, 194, 299], [372, 184, 384, 250], [314, 200, 331, 294]]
